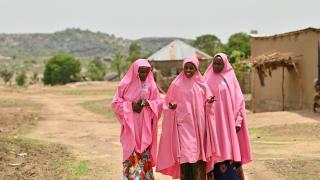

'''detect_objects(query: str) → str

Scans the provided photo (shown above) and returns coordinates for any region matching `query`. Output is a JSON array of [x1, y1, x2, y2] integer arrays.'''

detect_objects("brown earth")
[[0, 102, 73, 180], [1, 82, 320, 179]]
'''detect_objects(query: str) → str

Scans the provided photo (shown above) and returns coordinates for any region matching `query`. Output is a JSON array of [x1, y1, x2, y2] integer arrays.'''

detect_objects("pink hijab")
[[111, 59, 162, 165], [157, 56, 219, 178], [204, 53, 252, 164]]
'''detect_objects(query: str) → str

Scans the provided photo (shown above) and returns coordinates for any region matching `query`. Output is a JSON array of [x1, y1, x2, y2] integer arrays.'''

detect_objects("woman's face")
[[184, 62, 196, 78], [212, 56, 225, 73], [138, 66, 150, 81]]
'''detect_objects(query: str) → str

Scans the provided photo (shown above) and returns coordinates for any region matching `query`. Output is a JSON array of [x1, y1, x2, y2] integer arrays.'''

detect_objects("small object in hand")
[[140, 99, 146, 107]]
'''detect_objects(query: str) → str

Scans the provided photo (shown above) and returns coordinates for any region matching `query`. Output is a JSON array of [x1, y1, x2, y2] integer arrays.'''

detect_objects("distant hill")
[[0, 28, 192, 60]]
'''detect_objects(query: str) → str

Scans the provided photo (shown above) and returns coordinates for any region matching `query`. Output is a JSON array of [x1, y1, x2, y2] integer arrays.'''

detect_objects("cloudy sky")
[[0, 0, 318, 42]]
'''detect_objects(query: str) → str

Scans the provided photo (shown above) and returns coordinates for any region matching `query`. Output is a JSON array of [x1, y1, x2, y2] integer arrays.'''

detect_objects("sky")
[[0, 0, 319, 42]]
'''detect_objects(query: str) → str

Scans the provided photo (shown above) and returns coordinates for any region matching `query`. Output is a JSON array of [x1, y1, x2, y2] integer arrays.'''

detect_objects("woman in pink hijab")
[[157, 55, 219, 180], [204, 53, 252, 180], [111, 59, 163, 180]]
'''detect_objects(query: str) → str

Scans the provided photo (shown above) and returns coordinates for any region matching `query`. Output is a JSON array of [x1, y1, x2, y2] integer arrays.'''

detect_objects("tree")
[[87, 59, 107, 81], [0, 68, 14, 85], [112, 51, 130, 79], [43, 54, 81, 85], [226, 32, 251, 60], [15, 72, 27, 86], [127, 42, 142, 62], [192, 34, 223, 56]]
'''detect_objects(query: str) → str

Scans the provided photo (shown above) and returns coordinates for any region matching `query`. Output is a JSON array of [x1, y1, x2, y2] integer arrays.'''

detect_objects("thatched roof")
[[250, 52, 301, 69], [248, 52, 302, 86]]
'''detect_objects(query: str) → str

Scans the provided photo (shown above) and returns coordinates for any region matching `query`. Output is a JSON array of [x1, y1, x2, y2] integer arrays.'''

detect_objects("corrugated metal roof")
[[148, 40, 212, 61]]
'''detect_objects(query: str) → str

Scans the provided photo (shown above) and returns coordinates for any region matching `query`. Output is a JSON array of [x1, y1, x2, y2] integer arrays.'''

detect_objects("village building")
[[248, 27, 320, 112]]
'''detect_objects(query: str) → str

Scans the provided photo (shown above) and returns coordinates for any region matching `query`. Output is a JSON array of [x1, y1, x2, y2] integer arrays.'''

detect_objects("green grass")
[[72, 160, 91, 177], [0, 99, 42, 110], [79, 98, 114, 118]]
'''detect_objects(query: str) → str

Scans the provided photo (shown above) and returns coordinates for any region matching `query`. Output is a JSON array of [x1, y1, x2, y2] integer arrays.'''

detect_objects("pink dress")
[[204, 53, 252, 165], [156, 56, 220, 179], [111, 59, 163, 166]]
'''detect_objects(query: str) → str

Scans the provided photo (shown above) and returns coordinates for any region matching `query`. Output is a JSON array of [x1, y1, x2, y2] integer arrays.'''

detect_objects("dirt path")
[[26, 93, 122, 179], [21, 85, 170, 179]]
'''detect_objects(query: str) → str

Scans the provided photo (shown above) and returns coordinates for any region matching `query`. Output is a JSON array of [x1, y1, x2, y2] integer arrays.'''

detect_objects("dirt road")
[[1, 82, 319, 179]]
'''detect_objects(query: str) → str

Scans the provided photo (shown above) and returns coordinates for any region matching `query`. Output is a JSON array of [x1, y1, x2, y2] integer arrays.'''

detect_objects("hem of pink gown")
[[178, 155, 208, 164], [216, 156, 241, 163]]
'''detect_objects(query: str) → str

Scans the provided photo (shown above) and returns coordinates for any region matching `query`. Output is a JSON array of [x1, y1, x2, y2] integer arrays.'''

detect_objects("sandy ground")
[[1, 82, 320, 179]]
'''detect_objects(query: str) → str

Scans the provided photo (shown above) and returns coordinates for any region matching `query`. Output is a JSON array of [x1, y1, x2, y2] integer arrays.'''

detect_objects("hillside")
[[0, 28, 191, 60]]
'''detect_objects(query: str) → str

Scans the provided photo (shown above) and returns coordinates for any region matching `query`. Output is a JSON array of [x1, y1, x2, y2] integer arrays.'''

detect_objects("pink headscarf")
[[204, 53, 252, 164], [111, 59, 162, 165], [157, 56, 219, 178]]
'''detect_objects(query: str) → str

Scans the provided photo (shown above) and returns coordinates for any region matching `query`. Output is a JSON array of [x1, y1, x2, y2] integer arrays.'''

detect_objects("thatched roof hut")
[[249, 27, 320, 112], [247, 52, 303, 111], [248, 52, 302, 86]]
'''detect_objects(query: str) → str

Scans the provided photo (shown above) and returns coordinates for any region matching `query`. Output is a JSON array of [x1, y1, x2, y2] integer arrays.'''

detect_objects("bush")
[[43, 54, 81, 85], [16, 72, 27, 86], [87, 59, 107, 81], [0, 68, 14, 85]]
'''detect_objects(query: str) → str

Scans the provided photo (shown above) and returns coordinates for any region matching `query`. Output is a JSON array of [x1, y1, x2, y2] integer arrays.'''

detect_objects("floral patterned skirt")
[[123, 149, 154, 180]]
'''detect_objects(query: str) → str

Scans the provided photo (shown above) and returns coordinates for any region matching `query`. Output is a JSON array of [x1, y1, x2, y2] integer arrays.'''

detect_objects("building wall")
[[251, 30, 320, 112]]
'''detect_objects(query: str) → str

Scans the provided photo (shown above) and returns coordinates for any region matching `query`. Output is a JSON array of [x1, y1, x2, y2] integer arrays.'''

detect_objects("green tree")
[[127, 42, 141, 62], [112, 51, 130, 79], [231, 50, 252, 80], [226, 32, 250, 62], [0, 68, 14, 85], [15, 72, 27, 86], [229, 50, 246, 64], [87, 59, 107, 81], [43, 54, 81, 85], [192, 34, 223, 56]]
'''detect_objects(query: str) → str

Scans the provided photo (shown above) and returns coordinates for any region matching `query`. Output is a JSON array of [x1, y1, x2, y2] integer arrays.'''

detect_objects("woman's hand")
[[132, 101, 143, 113], [236, 126, 241, 133], [169, 102, 177, 110], [207, 96, 216, 104]]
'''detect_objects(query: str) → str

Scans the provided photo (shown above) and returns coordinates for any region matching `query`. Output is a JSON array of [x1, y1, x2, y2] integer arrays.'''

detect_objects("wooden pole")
[[299, 73, 303, 109], [252, 68, 256, 113], [282, 66, 285, 111]]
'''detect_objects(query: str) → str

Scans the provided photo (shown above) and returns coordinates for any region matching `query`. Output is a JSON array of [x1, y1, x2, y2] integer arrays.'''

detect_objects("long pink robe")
[[111, 59, 163, 166], [204, 53, 252, 165], [156, 56, 220, 179]]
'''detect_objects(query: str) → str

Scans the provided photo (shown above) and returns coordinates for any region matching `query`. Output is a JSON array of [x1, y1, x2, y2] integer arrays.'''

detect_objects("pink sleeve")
[[111, 100, 133, 125], [235, 106, 245, 127], [111, 87, 133, 125], [203, 83, 214, 107], [146, 86, 163, 119]]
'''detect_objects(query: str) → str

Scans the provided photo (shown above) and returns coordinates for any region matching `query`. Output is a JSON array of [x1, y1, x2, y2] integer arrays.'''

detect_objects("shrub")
[[43, 54, 81, 85]]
